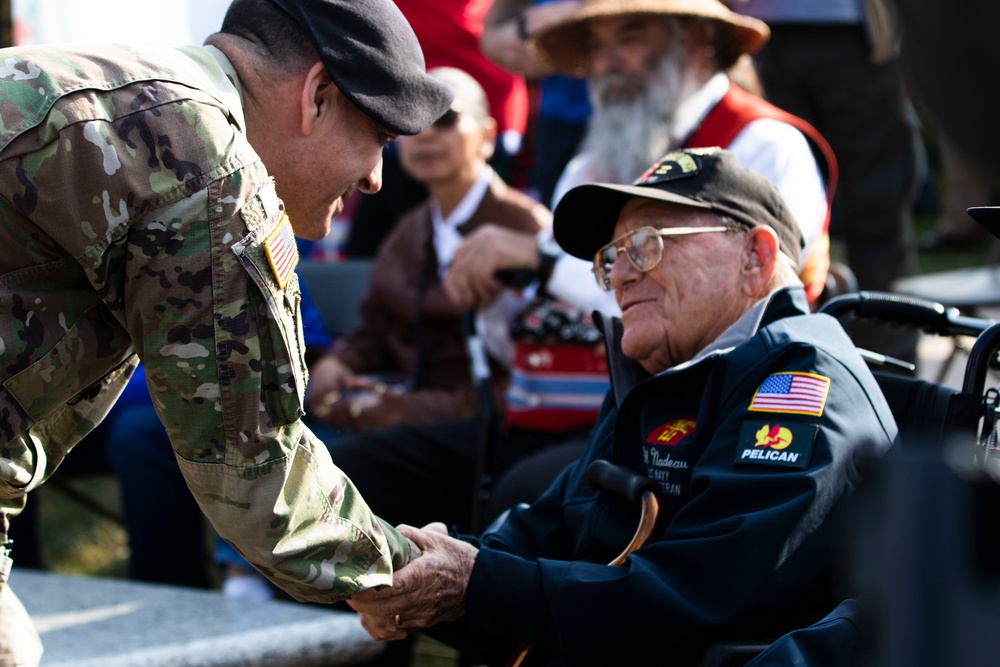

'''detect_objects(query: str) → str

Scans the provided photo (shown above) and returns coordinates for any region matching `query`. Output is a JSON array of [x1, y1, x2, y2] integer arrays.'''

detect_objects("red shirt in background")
[[394, 0, 528, 138]]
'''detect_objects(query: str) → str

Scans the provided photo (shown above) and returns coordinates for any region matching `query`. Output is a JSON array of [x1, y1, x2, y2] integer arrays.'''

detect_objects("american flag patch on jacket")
[[748, 372, 830, 417], [264, 214, 298, 289]]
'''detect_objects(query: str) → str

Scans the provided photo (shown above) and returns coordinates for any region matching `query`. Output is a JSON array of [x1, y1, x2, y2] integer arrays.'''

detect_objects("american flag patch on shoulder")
[[263, 213, 298, 289], [749, 372, 830, 417]]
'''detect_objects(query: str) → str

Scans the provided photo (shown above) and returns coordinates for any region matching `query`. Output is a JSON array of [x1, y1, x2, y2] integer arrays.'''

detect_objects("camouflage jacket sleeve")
[[143, 171, 409, 600], [134, 166, 415, 601], [0, 49, 413, 601]]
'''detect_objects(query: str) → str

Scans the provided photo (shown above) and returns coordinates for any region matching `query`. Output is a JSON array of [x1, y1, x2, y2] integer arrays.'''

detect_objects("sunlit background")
[[12, 0, 229, 46]]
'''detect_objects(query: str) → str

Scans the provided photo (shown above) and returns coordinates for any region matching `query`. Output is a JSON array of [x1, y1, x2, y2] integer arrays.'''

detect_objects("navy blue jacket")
[[464, 287, 897, 665]]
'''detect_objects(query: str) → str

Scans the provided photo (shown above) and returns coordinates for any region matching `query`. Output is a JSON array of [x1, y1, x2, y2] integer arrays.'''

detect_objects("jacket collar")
[[597, 286, 810, 405]]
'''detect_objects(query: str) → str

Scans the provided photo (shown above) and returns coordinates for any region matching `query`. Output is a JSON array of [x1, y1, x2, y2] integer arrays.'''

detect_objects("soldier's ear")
[[299, 60, 333, 137]]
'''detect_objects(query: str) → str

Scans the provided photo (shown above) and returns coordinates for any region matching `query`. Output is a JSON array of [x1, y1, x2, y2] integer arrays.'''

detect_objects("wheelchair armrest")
[[819, 290, 992, 338]]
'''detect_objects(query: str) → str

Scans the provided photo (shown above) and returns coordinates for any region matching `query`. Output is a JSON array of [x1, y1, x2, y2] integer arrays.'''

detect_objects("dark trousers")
[[754, 24, 919, 295], [329, 419, 589, 534]]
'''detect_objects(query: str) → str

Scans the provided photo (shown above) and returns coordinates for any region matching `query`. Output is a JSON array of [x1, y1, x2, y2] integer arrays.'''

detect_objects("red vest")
[[683, 83, 838, 232]]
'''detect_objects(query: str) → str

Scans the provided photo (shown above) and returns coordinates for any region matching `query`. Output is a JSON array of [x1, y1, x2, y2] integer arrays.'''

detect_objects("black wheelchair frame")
[[702, 290, 1000, 667]]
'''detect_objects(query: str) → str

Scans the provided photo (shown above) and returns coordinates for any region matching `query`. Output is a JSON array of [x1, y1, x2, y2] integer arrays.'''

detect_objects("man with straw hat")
[[445, 0, 836, 312]]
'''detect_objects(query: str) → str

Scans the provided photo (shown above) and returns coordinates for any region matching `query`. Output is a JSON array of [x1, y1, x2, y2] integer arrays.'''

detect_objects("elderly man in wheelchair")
[[347, 148, 898, 666]]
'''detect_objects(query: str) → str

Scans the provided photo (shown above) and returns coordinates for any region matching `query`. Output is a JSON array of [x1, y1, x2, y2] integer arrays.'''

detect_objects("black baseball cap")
[[269, 0, 453, 136], [553, 147, 804, 269]]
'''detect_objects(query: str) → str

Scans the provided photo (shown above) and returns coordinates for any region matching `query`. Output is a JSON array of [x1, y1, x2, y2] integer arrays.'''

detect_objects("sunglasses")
[[592, 225, 734, 291], [432, 108, 460, 130]]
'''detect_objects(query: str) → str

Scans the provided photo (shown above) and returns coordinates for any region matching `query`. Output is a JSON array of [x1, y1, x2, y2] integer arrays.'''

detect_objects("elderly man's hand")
[[348, 522, 478, 641], [443, 224, 539, 310]]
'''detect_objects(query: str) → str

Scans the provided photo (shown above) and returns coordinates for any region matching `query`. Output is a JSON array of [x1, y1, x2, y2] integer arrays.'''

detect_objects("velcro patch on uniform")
[[734, 421, 817, 470], [645, 418, 697, 446], [748, 372, 830, 417], [263, 213, 298, 289]]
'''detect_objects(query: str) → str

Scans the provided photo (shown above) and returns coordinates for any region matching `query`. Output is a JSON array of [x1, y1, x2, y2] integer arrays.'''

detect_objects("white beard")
[[581, 53, 697, 185]]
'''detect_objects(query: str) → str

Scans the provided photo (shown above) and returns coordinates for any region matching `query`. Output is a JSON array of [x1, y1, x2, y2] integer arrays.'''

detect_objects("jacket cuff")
[[465, 547, 552, 642]]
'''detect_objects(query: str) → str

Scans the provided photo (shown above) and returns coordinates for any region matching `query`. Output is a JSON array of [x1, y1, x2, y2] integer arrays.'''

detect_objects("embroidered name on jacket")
[[748, 372, 830, 417], [643, 419, 696, 497], [734, 422, 818, 469]]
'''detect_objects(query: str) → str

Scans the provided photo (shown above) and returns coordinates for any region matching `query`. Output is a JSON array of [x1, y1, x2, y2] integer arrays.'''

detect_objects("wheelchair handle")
[[819, 291, 992, 338], [586, 459, 660, 509], [963, 322, 1000, 397]]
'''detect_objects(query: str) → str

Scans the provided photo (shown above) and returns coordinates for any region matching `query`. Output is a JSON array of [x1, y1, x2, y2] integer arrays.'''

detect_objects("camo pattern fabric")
[[0, 43, 413, 602]]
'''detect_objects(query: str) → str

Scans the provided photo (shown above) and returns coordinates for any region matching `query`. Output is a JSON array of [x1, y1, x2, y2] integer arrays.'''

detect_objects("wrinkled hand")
[[305, 355, 374, 422], [348, 522, 477, 641], [443, 224, 539, 310], [306, 355, 356, 403]]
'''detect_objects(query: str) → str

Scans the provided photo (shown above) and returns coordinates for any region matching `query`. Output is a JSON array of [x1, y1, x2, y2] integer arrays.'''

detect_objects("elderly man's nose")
[[591, 45, 622, 77], [608, 249, 639, 288]]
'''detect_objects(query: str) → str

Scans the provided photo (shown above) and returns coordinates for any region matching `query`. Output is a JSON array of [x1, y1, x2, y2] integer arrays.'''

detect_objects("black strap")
[[412, 229, 436, 390]]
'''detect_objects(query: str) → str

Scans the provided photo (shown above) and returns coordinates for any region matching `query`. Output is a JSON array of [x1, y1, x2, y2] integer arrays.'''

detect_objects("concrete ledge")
[[10, 569, 384, 666]]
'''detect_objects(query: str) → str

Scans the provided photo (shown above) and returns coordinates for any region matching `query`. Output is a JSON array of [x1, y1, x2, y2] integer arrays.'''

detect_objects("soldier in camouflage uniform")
[[0, 0, 452, 662]]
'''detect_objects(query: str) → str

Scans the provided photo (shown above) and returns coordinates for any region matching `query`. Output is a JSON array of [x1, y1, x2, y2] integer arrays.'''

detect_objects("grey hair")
[[713, 213, 802, 291]]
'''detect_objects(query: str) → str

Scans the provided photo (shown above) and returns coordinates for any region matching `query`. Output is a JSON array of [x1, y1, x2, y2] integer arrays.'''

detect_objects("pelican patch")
[[734, 421, 817, 469]]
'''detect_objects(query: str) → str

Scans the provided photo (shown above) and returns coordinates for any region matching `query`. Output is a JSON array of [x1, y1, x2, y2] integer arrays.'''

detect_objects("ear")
[[742, 225, 779, 295], [479, 117, 498, 162], [299, 61, 334, 137]]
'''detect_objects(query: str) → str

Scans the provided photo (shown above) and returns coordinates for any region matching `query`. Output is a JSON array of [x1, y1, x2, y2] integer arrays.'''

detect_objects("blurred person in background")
[[447, 0, 835, 327], [305, 67, 546, 435], [480, 0, 593, 209], [344, 0, 531, 259]]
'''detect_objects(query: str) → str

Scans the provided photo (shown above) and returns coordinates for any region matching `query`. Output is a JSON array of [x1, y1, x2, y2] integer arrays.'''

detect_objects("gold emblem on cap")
[[636, 148, 714, 184]]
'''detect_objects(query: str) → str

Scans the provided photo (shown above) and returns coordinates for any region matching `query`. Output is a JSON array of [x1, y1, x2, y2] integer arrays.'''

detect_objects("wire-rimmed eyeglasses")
[[592, 225, 734, 291]]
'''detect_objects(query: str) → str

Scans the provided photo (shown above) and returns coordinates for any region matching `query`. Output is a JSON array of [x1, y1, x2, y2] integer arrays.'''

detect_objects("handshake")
[[347, 522, 478, 641]]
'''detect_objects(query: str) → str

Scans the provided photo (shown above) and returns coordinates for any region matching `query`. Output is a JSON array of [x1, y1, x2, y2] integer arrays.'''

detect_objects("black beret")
[[554, 147, 803, 269], [269, 0, 453, 136]]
